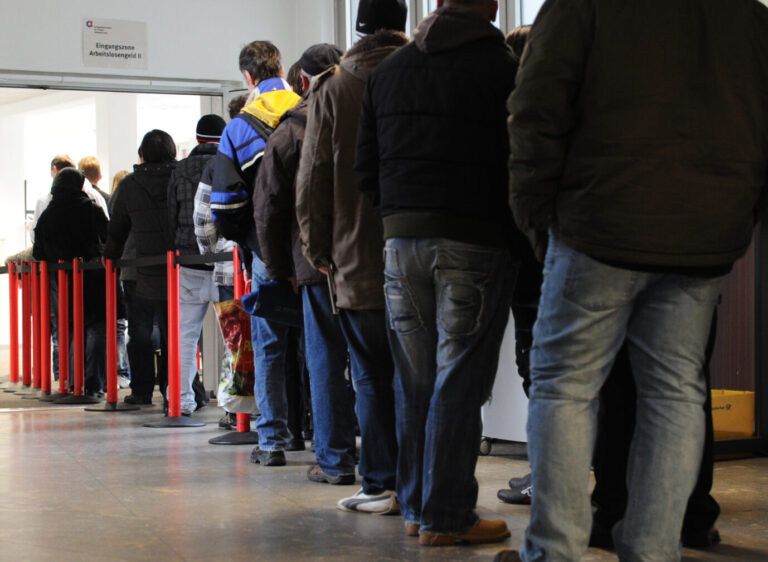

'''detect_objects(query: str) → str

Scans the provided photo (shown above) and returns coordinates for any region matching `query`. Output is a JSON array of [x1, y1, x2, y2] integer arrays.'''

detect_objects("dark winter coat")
[[356, 7, 526, 251], [508, 0, 768, 267], [254, 99, 325, 287], [296, 45, 402, 310], [104, 162, 176, 300], [168, 142, 218, 262], [33, 168, 108, 326]]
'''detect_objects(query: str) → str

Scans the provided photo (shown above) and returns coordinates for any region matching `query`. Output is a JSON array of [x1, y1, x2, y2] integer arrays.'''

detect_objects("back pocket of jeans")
[[385, 280, 422, 334], [436, 269, 486, 337]]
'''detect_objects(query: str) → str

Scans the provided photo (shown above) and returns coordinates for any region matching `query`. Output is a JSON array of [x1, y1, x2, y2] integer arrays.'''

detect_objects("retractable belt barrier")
[[2, 251, 241, 430]]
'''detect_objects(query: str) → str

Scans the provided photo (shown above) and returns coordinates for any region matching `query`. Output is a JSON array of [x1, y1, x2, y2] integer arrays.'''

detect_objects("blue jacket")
[[211, 77, 300, 254]]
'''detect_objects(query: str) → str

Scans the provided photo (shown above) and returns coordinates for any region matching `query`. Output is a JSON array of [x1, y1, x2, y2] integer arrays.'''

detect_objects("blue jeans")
[[179, 267, 219, 414], [337, 307, 397, 494], [384, 237, 515, 534], [251, 253, 292, 451], [522, 235, 725, 562], [302, 284, 356, 475]]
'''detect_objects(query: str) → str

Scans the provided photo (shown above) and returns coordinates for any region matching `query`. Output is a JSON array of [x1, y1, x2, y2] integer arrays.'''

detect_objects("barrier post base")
[[14, 385, 36, 396], [208, 431, 260, 445], [53, 394, 103, 405], [21, 390, 44, 400], [84, 402, 141, 412], [2, 382, 23, 393], [39, 392, 70, 402], [144, 415, 206, 428]]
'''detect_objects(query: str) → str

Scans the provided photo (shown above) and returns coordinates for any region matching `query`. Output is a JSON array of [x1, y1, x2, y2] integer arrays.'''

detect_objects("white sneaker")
[[337, 488, 399, 515], [117, 375, 131, 389]]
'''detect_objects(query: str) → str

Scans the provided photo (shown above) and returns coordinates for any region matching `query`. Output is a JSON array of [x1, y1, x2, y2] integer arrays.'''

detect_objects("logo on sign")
[[86, 20, 94, 28]]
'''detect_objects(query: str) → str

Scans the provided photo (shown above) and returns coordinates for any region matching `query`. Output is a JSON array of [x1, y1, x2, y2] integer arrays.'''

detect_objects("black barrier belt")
[[0, 251, 234, 274]]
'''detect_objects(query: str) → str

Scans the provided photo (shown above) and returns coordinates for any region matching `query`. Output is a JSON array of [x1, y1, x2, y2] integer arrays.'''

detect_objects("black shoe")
[[497, 481, 533, 505], [508, 472, 532, 490], [285, 438, 306, 452], [682, 527, 721, 548], [589, 520, 615, 550], [124, 393, 152, 405], [307, 464, 355, 485], [219, 412, 237, 430], [250, 447, 286, 467]]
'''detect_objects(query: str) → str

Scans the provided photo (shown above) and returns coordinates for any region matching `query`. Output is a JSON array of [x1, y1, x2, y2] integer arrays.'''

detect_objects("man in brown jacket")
[[296, 2, 408, 514]]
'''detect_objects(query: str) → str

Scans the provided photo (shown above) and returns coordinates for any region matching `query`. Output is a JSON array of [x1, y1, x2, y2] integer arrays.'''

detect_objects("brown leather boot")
[[405, 523, 419, 537], [418, 518, 511, 546]]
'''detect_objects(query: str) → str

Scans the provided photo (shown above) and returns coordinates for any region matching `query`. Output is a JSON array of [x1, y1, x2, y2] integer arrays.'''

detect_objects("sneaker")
[[497, 482, 533, 505], [492, 550, 522, 562], [219, 412, 237, 430], [307, 464, 355, 485], [124, 393, 152, 405], [337, 488, 399, 515], [508, 472, 531, 490], [117, 375, 131, 389], [285, 438, 306, 452], [419, 518, 511, 546], [250, 447, 286, 467]]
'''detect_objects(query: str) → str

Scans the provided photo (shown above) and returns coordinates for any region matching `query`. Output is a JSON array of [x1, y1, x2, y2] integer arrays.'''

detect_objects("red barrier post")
[[8, 263, 19, 384], [58, 262, 70, 395], [72, 259, 84, 396], [21, 264, 32, 388], [40, 261, 51, 394], [31, 263, 41, 391], [144, 252, 203, 427]]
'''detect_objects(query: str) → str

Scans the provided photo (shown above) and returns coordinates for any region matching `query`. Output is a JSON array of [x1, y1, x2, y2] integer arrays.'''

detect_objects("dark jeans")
[[123, 280, 160, 398], [285, 326, 311, 441], [50, 277, 59, 381], [302, 284, 356, 475], [338, 307, 398, 495], [68, 321, 106, 394]]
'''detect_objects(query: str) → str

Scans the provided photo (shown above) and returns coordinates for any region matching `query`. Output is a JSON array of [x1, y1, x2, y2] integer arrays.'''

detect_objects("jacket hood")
[[131, 162, 176, 198], [340, 45, 401, 81], [414, 6, 503, 53], [242, 89, 301, 129], [51, 168, 85, 197], [189, 142, 219, 157]]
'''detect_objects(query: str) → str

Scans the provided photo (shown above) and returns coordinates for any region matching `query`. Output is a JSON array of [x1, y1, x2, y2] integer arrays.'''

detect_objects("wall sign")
[[83, 19, 147, 70]]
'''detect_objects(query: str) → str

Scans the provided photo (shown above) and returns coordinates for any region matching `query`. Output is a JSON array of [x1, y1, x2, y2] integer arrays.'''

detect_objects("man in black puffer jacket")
[[34, 168, 109, 397], [355, 0, 524, 546], [104, 130, 177, 405], [168, 114, 226, 416]]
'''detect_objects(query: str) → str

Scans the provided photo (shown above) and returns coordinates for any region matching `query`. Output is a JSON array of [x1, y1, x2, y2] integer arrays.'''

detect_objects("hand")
[[318, 266, 328, 275], [288, 276, 298, 295]]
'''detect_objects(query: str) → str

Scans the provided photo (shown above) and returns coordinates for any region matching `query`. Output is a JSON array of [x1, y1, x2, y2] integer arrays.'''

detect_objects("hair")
[[505, 25, 531, 63], [77, 156, 101, 184], [111, 170, 130, 193], [238, 41, 282, 84], [286, 61, 304, 95], [345, 29, 409, 59], [228, 94, 248, 119], [138, 129, 177, 164], [50, 155, 76, 172]]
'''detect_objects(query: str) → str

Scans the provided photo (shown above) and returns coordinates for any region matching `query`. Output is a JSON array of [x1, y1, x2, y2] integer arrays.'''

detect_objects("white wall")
[[0, 0, 337, 89]]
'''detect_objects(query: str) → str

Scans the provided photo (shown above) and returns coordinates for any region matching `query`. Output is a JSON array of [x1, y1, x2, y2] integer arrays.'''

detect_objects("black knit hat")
[[299, 43, 343, 77], [356, 0, 408, 35], [196, 114, 227, 143], [51, 167, 85, 194]]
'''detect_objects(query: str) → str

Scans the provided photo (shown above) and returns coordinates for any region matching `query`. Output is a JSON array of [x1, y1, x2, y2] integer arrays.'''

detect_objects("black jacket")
[[355, 7, 525, 250], [104, 162, 176, 300], [168, 142, 218, 261], [508, 0, 768, 267], [33, 169, 109, 326], [254, 99, 325, 287]]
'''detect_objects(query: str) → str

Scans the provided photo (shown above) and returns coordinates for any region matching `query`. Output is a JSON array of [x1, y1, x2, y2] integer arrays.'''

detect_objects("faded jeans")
[[522, 235, 725, 562], [384, 237, 515, 534]]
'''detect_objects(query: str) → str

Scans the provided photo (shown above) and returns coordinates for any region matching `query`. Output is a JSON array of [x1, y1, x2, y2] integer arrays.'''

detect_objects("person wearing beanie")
[[164, 114, 226, 415], [33, 167, 109, 398], [355, 0, 407, 36], [252, 43, 348, 470], [355, 0, 521, 546], [296, 22, 409, 511]]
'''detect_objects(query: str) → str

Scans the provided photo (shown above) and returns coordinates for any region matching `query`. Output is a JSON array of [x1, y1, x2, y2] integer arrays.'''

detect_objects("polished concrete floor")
[[0, 384, 766, 561]]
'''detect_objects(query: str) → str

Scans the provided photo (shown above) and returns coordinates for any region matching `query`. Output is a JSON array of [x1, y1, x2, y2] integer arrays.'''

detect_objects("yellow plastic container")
[[711, 390, 755, 440]]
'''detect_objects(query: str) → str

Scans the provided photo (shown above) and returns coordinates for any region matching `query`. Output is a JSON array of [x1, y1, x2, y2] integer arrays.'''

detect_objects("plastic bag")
[[214, 298, 256, 414]]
